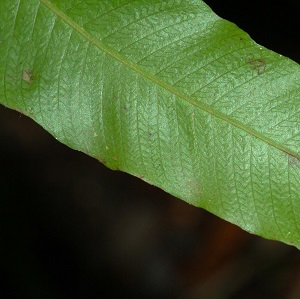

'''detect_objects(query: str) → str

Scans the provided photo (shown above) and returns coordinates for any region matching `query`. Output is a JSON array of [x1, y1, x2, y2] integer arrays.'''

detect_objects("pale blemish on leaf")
[[16, 109, 25, 116], [22, 69, 34, 84], [186, 178, 203, 198], [97, 155, 106, 165]]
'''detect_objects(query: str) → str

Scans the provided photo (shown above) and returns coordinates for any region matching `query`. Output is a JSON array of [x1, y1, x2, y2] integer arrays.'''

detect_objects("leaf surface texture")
[[0, 0, 300, 248]]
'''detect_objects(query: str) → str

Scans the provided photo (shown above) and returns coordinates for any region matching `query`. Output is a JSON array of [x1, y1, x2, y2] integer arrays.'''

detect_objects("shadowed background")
[[1, 0, 300, 298]]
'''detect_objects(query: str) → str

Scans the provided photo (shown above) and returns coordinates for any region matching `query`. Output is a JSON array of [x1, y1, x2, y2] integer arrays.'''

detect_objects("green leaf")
[[1, 0, 299, 248]]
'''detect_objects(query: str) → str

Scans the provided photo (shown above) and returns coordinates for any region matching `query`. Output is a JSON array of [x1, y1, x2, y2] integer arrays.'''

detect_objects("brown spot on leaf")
[[246, 55, 266, 75]]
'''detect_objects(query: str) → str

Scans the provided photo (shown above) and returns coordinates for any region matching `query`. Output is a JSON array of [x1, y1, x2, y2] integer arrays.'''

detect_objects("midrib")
[[39, 0, 299, 160]]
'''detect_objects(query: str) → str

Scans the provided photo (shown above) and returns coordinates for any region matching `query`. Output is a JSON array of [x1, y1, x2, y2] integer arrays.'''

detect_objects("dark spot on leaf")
[[113, 156, 118, 161], [246, 55, 266, 75], [22, 69, 34, 84], [122, 106, 127, 110]]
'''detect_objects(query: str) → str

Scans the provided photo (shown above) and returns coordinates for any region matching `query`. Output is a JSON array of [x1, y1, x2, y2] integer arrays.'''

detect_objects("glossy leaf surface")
[[0, 0, 299, 248]]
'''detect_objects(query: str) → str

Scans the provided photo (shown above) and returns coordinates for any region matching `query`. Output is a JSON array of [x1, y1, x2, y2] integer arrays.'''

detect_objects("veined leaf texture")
[[0, 0, 299, 248]]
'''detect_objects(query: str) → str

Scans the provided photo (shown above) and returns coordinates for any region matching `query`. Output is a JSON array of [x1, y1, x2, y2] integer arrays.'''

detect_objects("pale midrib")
[[40, 0, 299, 160]]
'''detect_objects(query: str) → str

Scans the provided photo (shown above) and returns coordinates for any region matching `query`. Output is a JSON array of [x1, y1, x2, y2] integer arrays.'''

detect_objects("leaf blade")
[[0, 0, 299, 248], [39, 0, 300, 159]]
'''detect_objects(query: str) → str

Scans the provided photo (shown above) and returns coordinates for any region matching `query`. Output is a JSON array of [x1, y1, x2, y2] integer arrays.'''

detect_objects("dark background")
[[1, 1, 300, 298]]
